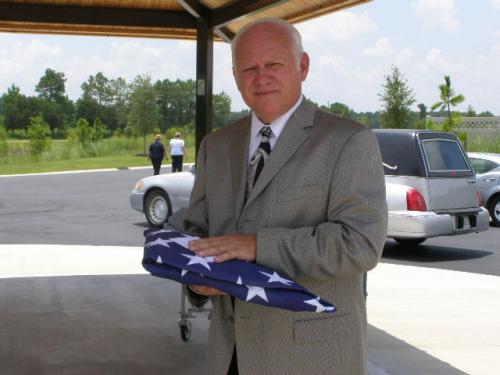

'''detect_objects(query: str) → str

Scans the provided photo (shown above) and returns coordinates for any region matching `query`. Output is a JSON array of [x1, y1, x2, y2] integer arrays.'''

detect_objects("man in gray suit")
[[183, 18, 387, 375]]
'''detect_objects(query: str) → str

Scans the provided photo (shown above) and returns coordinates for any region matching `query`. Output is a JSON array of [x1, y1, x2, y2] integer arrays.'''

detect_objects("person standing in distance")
[[169, 132, 185, 173], [183, 18, 387, 375], [148, 134, 165, 176]]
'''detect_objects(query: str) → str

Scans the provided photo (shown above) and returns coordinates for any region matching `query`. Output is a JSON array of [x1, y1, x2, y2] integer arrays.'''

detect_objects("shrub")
[[0, 125, 7, 158], [92, 118, 109, 142], [74, 118, 94, 156], [165, 124, 195, 147], [27, 116, 52, 156]]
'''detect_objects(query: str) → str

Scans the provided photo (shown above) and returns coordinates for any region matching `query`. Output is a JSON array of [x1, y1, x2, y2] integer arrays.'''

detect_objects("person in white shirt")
[[169, 132, 185, 172]]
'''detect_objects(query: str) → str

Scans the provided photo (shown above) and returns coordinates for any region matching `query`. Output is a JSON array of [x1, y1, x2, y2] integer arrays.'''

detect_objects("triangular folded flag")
[[142, 229, 336, 313]]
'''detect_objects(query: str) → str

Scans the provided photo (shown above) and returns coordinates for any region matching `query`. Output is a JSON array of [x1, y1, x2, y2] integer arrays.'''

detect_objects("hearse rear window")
[[421, 139, 470, 172]]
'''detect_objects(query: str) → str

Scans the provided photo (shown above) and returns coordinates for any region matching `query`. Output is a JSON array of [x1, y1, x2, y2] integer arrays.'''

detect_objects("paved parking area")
[[2, 244, 499, 374]]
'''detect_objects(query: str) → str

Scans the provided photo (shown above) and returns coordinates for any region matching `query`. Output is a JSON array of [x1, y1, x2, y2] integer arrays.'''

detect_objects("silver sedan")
[[468, 152, 500, 226], [130, 166, 195, 227]]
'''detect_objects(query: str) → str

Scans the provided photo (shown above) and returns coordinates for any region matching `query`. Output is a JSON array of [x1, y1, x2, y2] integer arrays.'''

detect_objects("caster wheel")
[[180, 321, 191, 341]]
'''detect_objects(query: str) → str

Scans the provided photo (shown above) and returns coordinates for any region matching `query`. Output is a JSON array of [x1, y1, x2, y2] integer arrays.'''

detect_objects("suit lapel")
[[231, 118, 251, 219], [244, 100, 316, 208]]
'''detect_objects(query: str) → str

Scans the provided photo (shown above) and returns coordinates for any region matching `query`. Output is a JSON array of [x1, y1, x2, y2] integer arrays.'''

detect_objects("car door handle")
[[484, 178, 496, 182], [467, 178, 475, 183]]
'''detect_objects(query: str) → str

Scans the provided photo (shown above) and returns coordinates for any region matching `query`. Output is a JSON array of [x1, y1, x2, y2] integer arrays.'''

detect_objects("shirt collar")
[[250, 94, 304, 143]]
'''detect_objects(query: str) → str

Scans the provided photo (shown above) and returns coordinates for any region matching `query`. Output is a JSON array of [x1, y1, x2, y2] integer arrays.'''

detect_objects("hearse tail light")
[[476, 191, 483, 207], [406, 188, 427, 211]]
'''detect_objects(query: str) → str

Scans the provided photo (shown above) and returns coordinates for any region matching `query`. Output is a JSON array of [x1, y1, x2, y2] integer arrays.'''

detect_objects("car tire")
[[144, 189, 171, 228], [394, 237, 427, 246], [488, 195, 500, 227]]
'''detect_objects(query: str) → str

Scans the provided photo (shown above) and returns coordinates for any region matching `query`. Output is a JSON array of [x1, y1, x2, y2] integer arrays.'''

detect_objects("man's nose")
[[254, 67, 271, 85]]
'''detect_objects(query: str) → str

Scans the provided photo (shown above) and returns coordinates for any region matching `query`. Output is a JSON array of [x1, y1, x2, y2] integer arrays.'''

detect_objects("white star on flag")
[[181, 269, 188, 277], [169, 235, 200, 249], [146, 237, 171, 248], [259, 271, 294, 285], [304, 297, 335, 313], [148, 229, 173, 237], [246, 286, 268, 302], [181, 253, 215, 271], [236, 276, 243, 285], [156, 255, 163, 264]]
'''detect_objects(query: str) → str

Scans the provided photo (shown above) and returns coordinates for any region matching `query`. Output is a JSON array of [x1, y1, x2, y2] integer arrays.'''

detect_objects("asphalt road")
[[1, 168, 499, 276]]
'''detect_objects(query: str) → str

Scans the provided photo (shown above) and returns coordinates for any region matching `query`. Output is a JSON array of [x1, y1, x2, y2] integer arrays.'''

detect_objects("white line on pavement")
[[0, 244, 147, 278], [0, 168, 120, 178]]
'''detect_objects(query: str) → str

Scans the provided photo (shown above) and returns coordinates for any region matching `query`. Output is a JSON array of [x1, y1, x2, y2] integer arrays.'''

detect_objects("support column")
[[195, 17, 213, 159]]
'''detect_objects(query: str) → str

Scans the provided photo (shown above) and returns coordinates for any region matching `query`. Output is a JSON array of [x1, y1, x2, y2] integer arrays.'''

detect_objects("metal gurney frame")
[[178, 286, 211, 341], [164, 208, 212, 341]]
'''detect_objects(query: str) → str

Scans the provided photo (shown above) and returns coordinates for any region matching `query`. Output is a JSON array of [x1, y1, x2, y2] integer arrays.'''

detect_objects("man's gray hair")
[[231, 18, 304, 67]]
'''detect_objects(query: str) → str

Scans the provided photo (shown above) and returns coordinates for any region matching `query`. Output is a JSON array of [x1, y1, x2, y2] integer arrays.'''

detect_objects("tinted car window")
[[421, 139, 470, 172], [470, 158, 499, 174]]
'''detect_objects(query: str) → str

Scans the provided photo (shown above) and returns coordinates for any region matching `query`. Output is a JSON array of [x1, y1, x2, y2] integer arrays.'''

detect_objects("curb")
[[0, 163, 195, 178]]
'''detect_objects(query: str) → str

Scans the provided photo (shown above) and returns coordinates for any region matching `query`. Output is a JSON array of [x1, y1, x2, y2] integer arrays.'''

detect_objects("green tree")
[[465, 105, 476, 117], [92, 117, 108, 142], [0, 125, 8, 158], [109, 77, 130, 130], [77, 73, 127, 132], [430, 75, 465, 131], [1, 85, 40, 134], [378, 66, 416, 129], [417, 103, 427, 119], [38, 99, 68, 137], [356, 114, 370, 126], [327, 102, 354, 118], [129, 74, 159, 154], [155, 79, 196, 131], [81, 72, 112, 106], [76, 96, 100, 126], [27, 115, 51, 156], [226, 109, 251, 124], [35, 68, 66, 103], [35, 68, 73, 136], [213, 91, 232, 128], [478, 111, 494, 117], [72, 117, 93, 153]]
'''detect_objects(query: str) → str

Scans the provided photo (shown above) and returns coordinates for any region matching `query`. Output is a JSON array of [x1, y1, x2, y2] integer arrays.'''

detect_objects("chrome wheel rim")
[[148, 195, 167, 224], [494, 200, 500, 222]]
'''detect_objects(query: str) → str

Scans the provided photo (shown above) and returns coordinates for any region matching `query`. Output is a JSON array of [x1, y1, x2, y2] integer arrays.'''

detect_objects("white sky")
[[0, 0, 499, 115]]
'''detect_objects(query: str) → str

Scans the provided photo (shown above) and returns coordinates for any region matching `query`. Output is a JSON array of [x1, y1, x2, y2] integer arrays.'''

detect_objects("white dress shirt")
[[248, 95, 303, 164]]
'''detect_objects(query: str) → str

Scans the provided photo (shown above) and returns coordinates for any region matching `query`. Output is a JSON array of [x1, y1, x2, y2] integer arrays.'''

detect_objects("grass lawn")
[[0, 146, 195, 175]]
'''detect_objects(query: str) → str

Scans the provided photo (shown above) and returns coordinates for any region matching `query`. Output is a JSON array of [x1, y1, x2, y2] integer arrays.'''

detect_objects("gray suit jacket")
[[183, 99, 387, 375]]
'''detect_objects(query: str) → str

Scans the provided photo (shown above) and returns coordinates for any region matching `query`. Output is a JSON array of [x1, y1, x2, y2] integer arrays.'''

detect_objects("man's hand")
[[190, 285, 226, 296], [188, 234, 257, 263]]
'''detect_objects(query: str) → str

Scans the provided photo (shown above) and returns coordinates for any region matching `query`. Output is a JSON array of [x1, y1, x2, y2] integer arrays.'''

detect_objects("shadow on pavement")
[[382, 240, 492, 263], [0, 274, 209, 375], [133, 222, 151, 229], [368, 325, 468, 375], [0, 272, 471, 375]]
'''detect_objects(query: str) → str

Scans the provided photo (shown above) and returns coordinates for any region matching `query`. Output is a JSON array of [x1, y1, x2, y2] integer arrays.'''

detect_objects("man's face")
[[233, 24, 309, 124]]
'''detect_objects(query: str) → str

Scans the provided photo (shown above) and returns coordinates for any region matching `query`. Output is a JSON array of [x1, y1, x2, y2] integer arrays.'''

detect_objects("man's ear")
[[300, 52, 310, 81]]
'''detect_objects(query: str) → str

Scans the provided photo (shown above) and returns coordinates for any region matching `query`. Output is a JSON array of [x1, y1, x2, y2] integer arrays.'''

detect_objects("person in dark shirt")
[[148, 134, 165, 175]]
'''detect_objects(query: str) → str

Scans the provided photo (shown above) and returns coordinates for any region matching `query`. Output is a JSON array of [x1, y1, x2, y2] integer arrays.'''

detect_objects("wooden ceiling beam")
[[0, 2, 196, 30], [176, 0, 210, 20], [214, 26, 235, 43], [209, 0, 288, 29]]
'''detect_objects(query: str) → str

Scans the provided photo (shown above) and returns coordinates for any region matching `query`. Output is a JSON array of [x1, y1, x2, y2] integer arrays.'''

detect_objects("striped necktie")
[[247, 126, 272, 195]]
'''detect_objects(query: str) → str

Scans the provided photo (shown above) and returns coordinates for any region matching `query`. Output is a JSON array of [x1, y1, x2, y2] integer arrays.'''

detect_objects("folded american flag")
[[142, 229, 336, 313]]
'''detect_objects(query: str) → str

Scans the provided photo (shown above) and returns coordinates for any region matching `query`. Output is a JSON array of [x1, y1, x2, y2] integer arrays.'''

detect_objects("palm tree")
[[431, 76, 465, 127]]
